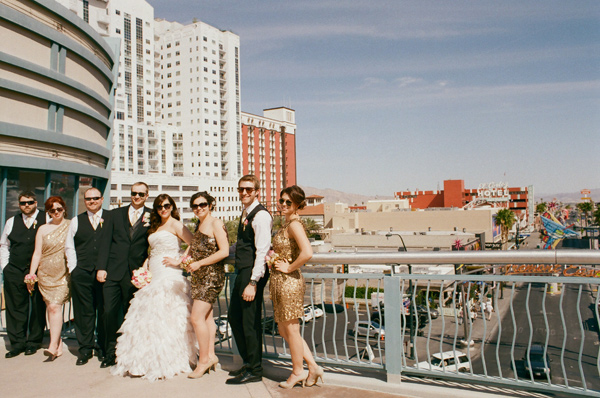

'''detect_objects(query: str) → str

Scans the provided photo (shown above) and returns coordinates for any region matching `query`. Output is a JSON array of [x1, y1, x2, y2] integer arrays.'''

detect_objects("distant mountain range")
[[302, 186, 599, 205], [536, 188, 599, 204], [302, 186, 393, 206]]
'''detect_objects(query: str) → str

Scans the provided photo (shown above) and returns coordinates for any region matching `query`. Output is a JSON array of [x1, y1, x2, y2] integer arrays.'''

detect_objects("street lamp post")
[[385, 232, 414, 359]]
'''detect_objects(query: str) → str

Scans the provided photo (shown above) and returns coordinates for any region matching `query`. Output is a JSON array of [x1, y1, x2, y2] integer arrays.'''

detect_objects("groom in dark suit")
[[97, 182, 151, 368]]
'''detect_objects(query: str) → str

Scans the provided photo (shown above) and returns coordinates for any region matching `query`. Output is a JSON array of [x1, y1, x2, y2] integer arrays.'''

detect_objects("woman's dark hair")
[[45, 196, 67, 217], [280, 185, 306, 210], [148, 194, 179, 234], [190, 191, 216, 211]]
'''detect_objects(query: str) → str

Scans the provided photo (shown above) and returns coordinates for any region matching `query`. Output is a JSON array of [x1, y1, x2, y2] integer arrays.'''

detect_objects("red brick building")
[[395, 179, 533, 221], [241, 108, 297, 213]]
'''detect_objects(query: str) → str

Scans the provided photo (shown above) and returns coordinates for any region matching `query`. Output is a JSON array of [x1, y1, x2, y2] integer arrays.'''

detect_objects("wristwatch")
[[249, 280, 257, 286]]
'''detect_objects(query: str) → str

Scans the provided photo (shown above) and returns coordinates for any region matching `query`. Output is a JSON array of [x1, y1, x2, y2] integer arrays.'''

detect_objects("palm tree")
[[535, 202, 547, 214], [301, 218, 321, 239], [593, 207, 600, 226], [577, 202, 594, 234], [495, 208, 516, 249]]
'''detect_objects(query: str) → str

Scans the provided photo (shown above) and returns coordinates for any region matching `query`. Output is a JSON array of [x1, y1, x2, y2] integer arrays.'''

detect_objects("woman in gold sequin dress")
[[181, 192, 229, 378], [27, 196, 70, 360], [270, 186, 323, 389]]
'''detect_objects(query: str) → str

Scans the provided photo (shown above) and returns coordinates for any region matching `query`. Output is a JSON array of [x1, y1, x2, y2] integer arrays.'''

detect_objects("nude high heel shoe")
[[279, 372, 308, 389], [188, 361, 213, 379], [43, 341, 63, 361], [209, 355, 220, 371], [305, 366, 324, 387]]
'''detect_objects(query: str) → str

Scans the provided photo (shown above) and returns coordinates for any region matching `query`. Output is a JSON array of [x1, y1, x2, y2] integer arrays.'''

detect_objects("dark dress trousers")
[[71, 211, 112, 357], [228, 204, 270, 376], [3, 211, 47, 351], [98, 205, 150, 357]]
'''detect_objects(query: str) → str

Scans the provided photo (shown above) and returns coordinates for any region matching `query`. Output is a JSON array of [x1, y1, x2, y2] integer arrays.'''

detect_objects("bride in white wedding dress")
[[111, 194, 197, 381]]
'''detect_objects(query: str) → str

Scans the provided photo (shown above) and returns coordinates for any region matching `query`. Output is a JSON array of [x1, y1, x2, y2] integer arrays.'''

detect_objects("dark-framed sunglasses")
[[191, 202, 209, 210], [131, 191, 147, 197], [48, 208, 64, 214], [84, 196, 102, 201], [279, 199, 293, 207], [156, 203, 172, 211], [19, 200, 36, 206], [237, 187, 255, 194]]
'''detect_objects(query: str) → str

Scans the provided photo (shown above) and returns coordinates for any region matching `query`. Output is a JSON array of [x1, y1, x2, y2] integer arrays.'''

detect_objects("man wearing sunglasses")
[[226, 175, 272, 385], [97, 181, 151, 368], [65, 187, 111, 366], [0, 191, 47, 358]]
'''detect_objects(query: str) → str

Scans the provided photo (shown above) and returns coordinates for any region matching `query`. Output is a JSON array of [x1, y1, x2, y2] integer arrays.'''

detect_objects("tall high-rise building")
[[241, 108, 297, 213], [53, 1, 243, 221]]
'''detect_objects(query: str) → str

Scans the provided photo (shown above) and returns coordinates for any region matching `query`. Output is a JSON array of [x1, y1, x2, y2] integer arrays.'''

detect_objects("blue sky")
[[149, 1, 600, 197]]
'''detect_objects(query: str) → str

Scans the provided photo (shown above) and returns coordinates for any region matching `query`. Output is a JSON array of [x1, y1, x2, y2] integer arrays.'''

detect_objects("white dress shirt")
[[243, 200, 273, 282], [65, 209, 104, 273], [128, 205, 143, 226], [0, 210, 41, 270]]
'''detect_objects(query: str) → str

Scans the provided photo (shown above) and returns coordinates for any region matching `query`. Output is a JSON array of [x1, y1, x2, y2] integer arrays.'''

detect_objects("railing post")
[[384, 274, 403, 383]]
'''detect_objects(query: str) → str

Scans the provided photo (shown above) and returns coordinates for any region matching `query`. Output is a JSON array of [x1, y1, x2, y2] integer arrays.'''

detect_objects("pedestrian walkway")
[[0, 336, 550, 398]]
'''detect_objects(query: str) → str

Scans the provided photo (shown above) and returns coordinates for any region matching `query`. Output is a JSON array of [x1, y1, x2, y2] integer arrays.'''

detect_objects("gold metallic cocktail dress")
[[270, 219, 305, 324], [189, 231, 225, 304], [37, 220, 70, 305]]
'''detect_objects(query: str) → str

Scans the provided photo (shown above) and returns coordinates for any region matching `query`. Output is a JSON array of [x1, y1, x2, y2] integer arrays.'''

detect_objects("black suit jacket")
[[98, 205, 151, 282]]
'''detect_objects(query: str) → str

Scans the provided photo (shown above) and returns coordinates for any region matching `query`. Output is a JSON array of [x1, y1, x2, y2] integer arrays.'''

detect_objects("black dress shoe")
[[100, 355, 116, 368], [5, 348, 25, 358], [95, 350, 105, 362], [24, 346, 39, 356], [76, 352, 94, 366], [228, 364, 248, 377], [226, 370, 262, 385]]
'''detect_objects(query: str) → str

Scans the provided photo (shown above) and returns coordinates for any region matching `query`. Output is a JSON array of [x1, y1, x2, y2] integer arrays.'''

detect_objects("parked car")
[[304, 304, 324, 319], [214, 315, 232, 338], [371, 304, 428, 327], [261, 316, 279, 335], [315, 303, 345, 313], [523, 345, 552, 378], [351, 321, 385, 339], [416, 304, 440, 319], [301, 307, 314, 322], [415, 351, 471, 372]]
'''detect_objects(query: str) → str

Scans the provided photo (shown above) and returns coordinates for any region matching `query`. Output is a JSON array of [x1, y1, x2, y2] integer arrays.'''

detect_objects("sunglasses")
[[48, 208, 64, 214], [279, 199, 293, 207], [84, 196, 102, 201], [156, 203, 172, 211], [131, 191, 147, 197], [237, 187, 255, 194], [19, 200, 36, 206], [191, 202, 209, 210]]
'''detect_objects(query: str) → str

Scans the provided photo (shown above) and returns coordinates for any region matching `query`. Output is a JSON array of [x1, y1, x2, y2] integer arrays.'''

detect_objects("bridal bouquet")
[[131, 268, 152, 289], [180, 255, 194, 270]]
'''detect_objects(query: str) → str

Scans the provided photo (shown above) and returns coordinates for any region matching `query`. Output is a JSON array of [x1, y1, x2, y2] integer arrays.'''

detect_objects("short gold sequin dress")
[[270, 219, 305, 324], [37, 220, 70, 305], [189, 231, 225, 304]]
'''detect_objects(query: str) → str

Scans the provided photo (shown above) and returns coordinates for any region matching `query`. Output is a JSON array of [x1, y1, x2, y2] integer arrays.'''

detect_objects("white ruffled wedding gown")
[[111, 230, 198, 381]]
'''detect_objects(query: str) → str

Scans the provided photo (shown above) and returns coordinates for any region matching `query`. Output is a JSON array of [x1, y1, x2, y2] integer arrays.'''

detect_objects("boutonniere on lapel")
[[242, 218, 248, 231], [142, 212, 150, 227], [99, 218, 104, 229], [32, 220, 38, 229]]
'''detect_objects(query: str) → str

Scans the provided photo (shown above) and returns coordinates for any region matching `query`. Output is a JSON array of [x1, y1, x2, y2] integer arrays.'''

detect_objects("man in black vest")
[[0, 191, 47, 357], [97, 181, 151, 368], [226, 175, 272, 385], [65, 187, 111, 366]]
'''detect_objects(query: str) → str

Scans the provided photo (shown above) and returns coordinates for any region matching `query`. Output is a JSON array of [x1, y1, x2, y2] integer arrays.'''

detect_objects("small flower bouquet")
[[265, 249, 281, 269], [180, 255, 194, 270], [131, 268, 152, 289], [24, 273, 38, 296]]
